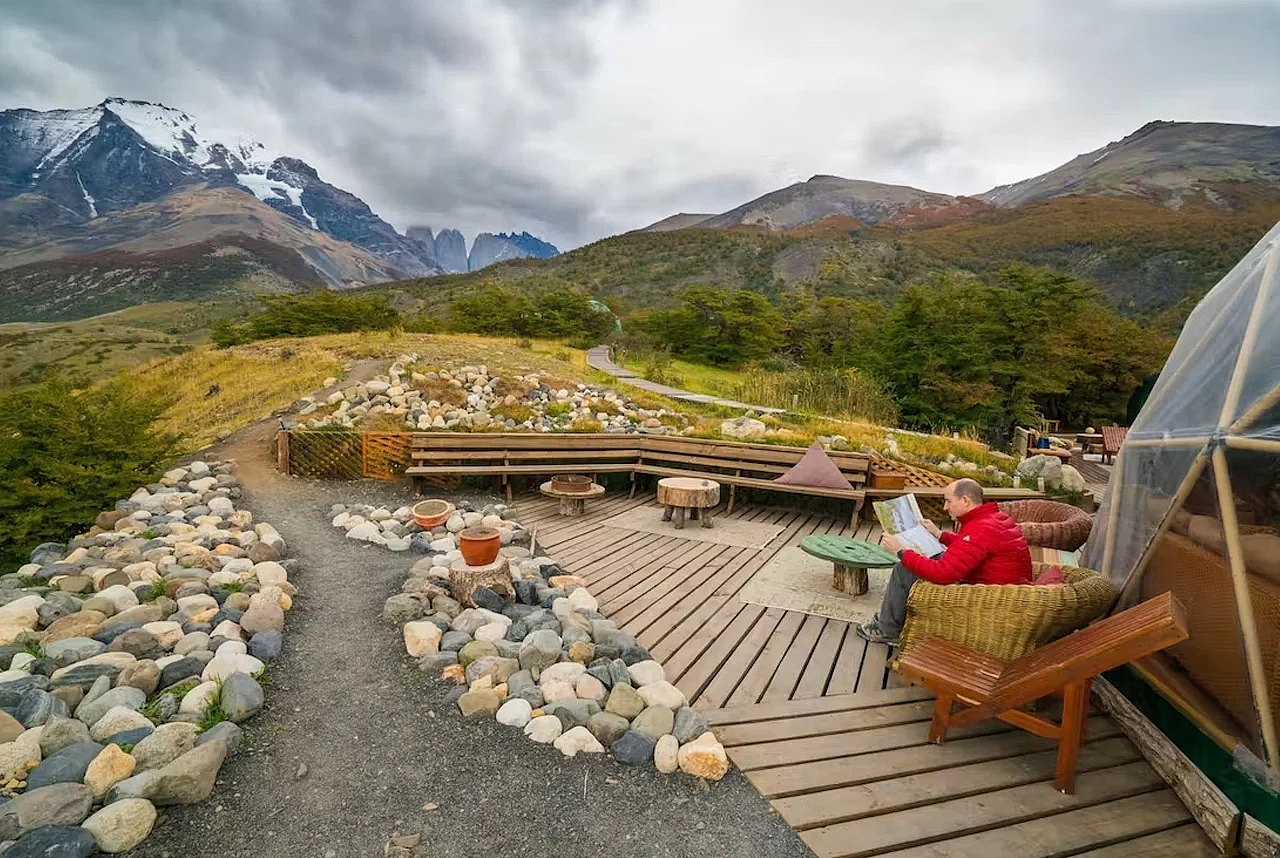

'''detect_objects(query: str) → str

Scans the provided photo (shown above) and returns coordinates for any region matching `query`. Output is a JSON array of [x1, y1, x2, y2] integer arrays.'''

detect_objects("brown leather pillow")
[[774, 442, 853, 490]]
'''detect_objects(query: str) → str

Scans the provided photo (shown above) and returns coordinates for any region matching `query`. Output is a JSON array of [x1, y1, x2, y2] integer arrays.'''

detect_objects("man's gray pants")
[[875, 561, 926, 637]]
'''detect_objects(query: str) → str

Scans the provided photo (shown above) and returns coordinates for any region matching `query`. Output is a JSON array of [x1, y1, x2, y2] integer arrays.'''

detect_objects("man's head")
[[944, 478, 985, 520]]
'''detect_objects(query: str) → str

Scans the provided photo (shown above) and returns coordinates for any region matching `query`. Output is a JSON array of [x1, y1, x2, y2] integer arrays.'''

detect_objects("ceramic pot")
[[412, 499, 454, 529], [458, 526, 501, 566], [550, 474, 592, 494]]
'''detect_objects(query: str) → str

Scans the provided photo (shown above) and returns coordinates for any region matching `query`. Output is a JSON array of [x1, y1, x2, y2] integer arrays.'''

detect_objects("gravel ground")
[[128, 419, 814, 858]]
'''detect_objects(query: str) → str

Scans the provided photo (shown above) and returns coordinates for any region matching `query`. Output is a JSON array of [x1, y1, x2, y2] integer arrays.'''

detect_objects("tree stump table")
[[799, 534, 900, 597], [656, 477, 720, 529], [539, 480, 605, 516]]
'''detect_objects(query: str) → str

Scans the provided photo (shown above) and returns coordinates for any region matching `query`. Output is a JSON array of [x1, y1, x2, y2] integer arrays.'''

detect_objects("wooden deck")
[[512, 490, 1215, 858]]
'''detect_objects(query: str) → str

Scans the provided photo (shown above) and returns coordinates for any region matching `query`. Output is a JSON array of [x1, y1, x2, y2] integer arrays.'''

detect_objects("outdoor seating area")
[[507, 486, 1216, 857]]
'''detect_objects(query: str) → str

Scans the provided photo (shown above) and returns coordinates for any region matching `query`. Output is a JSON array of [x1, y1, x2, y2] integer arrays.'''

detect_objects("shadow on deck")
[[512, 490, 1214, 858]]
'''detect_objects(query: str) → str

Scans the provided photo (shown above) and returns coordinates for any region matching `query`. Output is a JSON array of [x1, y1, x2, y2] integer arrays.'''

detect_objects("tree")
[[0, 375, 181, 568], [644, 285, 785, 366]]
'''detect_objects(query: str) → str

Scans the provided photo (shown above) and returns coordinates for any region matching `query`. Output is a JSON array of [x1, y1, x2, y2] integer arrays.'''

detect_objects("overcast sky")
[[3, 0, 1279, 249]]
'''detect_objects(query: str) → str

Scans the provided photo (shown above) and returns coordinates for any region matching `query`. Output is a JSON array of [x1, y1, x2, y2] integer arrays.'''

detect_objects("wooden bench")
[[894, 591, 1189, 794], [1101, 425, 1128, 464]]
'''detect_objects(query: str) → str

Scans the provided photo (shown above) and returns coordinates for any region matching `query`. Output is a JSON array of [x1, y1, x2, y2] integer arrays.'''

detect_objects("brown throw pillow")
[[774, 442, 853, 490]]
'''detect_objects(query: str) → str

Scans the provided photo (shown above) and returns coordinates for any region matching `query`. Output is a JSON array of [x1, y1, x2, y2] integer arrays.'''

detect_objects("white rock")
[[176, 594, 218, 615], [89, 706, 154, 742], [473, 622, 507, 643], [331, 511, 351, 528], [445, 514, 466, 533], [568, 588, 598, 613], [523, 715, 563, 744], [215, 641, 248, 657], [541, 679, 578, 702], [496, 698, 533, 728], [404, 621, 443, 657], [202, 653, 265, 681], [654, 734, 679, 773], [253, 561, 288, 587], [0, 595, 44, 628], [83, 798, 158, 852], [554, 725, 604, 757], [178, 681, 220, 716], [429, 536, 456, 553], [346, 522, 385, 543], [575, 674, 607, 705], [626, 660, 666, 687], [8, 654, 35, 673], [141, 622, 185, 650], [211, 620, 243, 641], [188, 461, 210, 476], [208, 497, 235, 517], [539, 662, 587, 686], [385, 536, 412, 552], [637, 680, 687, 710], [97, 585, 139, 612]]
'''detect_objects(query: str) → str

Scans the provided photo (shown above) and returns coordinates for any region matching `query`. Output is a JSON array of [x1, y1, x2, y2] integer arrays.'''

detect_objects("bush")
[[211, 292, 401, 347], [0, 375, 181, 569]]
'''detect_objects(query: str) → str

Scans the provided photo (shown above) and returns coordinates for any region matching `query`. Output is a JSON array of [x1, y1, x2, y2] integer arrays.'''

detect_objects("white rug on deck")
[[737, 546, 894, 625], [598, 505, 785, 550]]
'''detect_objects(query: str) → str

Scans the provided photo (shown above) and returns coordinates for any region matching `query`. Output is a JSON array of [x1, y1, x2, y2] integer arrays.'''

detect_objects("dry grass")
[[129, 343, 342, 452], [410, 377, 468, 407]]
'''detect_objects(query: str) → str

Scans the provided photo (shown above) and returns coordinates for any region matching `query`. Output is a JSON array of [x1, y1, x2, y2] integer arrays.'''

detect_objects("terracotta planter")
[[458, 526, 502, 566], [870, 469, 908, 490], [550, 474, 593, 494], [412, 499, 454, 529]]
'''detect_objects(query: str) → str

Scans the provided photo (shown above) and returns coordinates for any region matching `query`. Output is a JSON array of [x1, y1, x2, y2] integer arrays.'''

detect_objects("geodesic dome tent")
[[1083, 219, 1280, 816]]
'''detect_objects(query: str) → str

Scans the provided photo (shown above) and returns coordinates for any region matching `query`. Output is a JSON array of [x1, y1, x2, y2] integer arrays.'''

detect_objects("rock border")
[[0, 460, 290, 856]]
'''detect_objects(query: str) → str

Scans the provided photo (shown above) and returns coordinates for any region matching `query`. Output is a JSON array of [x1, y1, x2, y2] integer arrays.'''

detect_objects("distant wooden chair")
[[894, 591, 1188, 794], [1101, 425, 1128, 464]]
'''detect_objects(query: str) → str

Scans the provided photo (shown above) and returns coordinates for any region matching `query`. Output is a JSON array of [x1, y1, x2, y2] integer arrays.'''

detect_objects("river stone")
[[0, 783, 94, 841], [677, 731, 729, 780], [25, 741, 103, 790], [544, 699, 600, 730], [456, 640, 497, 669], [0, 826, 97, 858], [637, 680, 686, 710], [654, 734, 679, 774], [173, 632, 210, 656], [75, 687, 145, 729], [247, 629, 283, 661], [611, 730, 656, 767], [586, 711, 630, 748], [382, 594, 424, 625], [81, 798, 157, 853], [131, 722, 200, 771], [37, 716, 90, 756], [0, 709, 25, 743], [193, 721, 243, 755], [89, 707, 153, 742], [43, 637, 107, 666], [522, 714, 562, 744], [631, 705, 674, 740], [456, 689, 501, 717], [16, 688, 68, 728], [673, 707, 710, 744], [107, 741, 227, 806], [604, 683, 645, 720], [219, 672, 264, 723], [158, 657, 203, 689], [495, 698, 532, 727], [85, 744, 137, 800]]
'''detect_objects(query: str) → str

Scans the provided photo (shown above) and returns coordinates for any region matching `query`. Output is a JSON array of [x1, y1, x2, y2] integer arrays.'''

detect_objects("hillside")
[[695, 175, 963, 230]]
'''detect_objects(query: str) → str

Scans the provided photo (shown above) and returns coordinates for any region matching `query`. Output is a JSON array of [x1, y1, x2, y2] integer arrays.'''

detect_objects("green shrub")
[[0, 374, 180, 569], [211, 292, 401, 347]]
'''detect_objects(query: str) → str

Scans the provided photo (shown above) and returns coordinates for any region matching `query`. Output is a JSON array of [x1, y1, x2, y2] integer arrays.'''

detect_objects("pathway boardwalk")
[[512, 489, 1215, 857], [586, 345, 786, 413]]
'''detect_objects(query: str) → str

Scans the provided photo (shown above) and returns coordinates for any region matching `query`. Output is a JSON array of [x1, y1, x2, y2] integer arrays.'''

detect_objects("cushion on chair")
[[773, 442, 853, 490], [1035, 565, 1066, 585]]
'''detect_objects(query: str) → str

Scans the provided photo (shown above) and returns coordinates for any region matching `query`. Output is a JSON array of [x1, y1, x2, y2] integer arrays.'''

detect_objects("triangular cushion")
[[774, 442, 853, 490]]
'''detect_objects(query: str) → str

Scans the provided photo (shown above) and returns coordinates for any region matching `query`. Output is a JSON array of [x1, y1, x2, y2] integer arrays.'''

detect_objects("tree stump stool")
[[799, 534, 899, 597], [539, 480, 606, 516], [449, 557, 515, 607], [657, 477, 720, 529]]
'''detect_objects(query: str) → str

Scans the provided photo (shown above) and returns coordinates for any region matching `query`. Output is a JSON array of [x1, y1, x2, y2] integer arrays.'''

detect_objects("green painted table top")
[[800, 534, 899, 568]]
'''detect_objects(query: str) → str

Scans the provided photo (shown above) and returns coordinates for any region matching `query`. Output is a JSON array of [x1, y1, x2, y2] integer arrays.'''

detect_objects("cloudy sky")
[[3, 0, 1279, 249]]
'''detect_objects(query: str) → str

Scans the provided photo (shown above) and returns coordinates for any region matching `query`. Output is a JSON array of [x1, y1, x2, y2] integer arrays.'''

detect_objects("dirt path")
[[131, 414, 813, 857]]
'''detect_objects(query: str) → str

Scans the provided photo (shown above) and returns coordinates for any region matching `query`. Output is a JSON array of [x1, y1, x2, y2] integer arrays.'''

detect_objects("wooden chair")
[[894, 591, 1188, 794], [1101, 425, 1128, 464]]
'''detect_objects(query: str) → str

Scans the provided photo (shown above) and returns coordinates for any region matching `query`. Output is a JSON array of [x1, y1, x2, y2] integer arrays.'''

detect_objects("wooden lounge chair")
[[1101, 425, 1128, 464], [894, 591, 1188, 794]]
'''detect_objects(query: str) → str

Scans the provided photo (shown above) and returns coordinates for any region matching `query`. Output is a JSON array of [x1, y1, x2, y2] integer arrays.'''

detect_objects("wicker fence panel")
[[361, 432, 414, 480], [287, 430, 364, 480]]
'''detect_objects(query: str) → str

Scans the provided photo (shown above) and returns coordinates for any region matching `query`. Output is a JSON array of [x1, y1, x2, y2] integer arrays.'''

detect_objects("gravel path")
[[129, 419, 814, 858]]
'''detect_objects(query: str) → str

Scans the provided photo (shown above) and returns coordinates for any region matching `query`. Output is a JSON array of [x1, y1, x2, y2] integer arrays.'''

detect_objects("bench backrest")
[[409, 432, 871, 485], [991, 591, 1187, 708]]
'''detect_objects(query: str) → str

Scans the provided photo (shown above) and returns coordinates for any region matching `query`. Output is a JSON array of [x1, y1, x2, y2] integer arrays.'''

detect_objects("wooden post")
[[1055, 679, 1090, 794], [1212, 446, 1280, 770], [276, 429, 290, 474], [928, 694, 954, 743]]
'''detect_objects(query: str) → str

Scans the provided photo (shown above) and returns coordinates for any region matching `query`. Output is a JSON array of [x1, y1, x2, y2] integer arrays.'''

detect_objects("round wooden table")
[[539, 480, 605, 516], [799, 534, 899, 596], [656, 477, 720, 529]]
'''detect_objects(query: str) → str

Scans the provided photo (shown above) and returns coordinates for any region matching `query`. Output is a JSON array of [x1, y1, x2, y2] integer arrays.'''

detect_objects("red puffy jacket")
[[900, 501, 1032, 586]]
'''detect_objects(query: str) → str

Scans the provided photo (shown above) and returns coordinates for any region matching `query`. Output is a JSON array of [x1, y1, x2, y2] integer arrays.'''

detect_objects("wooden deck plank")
[[761, 613, 830, 702], [773, 735, 1141, 830], [826, 629, 867, 696], [793, 619, 848, 699], [612, 546, 748, 629], [716, 699, 937, 747], [694, 607, 788, 711], [801, 761, 1167, 858], [596, 539, 727, 610], [707, 686, 933, 726], [870, 790, 1192, 858], [729, 718, 1014, 772], [1072, 823, 1220, 857], [856, 641, 891, 695], [745, 719, 1121, 798], [674, 603, 768, 707], [724, 610, 808, 707]]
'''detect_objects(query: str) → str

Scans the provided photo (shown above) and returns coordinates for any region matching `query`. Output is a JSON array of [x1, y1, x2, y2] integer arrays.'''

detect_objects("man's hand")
[[923, 520, 942, 538], [881, 534, 904, 554]]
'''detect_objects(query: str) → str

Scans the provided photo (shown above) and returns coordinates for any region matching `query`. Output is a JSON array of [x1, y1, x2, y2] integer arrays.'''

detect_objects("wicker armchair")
[[998, 498, 1093, 551], [893, 563, 1116, 664]]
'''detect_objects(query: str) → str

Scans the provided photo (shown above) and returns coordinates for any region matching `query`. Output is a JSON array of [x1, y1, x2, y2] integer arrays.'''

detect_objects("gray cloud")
[[3, 0, 1280, 249]]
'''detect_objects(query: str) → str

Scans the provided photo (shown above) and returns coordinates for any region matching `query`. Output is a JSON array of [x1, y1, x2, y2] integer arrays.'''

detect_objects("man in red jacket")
[[855, 478, 1032, 646]]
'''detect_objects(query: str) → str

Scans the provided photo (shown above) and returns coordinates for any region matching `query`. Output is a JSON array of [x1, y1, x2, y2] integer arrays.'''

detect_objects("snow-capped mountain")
[[0, 98, 440, 290]]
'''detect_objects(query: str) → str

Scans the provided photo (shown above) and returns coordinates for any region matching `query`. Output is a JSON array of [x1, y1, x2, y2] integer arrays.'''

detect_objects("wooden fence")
[[278, 429, 459, 486]]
